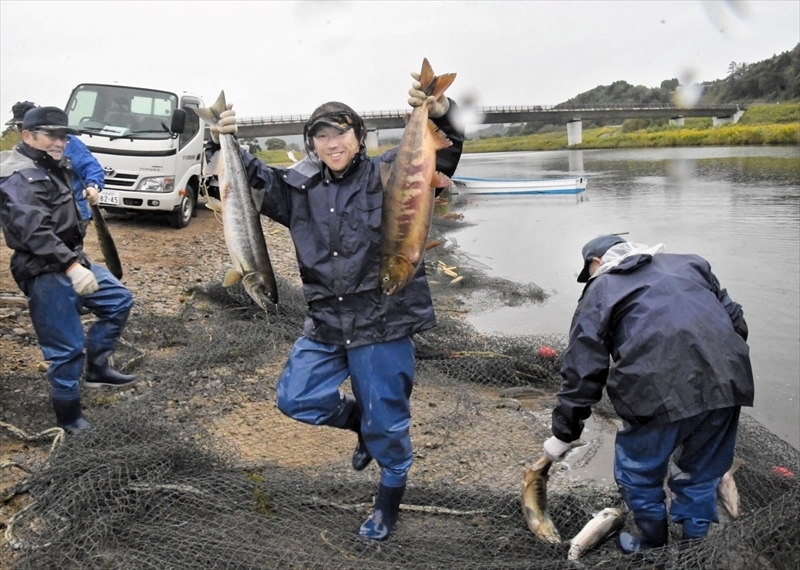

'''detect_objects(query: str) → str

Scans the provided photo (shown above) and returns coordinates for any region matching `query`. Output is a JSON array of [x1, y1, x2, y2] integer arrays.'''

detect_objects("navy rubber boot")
[[342, 406, 372, 471], [84, 350, 137, 388], [617, 518, 668, 554], [52, 398, 93, 435], [359, 484, 405, 541]]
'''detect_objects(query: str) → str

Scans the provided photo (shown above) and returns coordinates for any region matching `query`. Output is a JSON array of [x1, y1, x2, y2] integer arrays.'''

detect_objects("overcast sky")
[[1, 1, 798, 124]]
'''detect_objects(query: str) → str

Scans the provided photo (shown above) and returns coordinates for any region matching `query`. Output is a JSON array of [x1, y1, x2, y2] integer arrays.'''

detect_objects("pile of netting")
[[2, 238, 798, 570]]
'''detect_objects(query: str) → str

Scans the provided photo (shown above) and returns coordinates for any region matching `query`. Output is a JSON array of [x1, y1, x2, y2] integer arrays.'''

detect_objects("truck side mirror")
[[171, 109, 186, 134]]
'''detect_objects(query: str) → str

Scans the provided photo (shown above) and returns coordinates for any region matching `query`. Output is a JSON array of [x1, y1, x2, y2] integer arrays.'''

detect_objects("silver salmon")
[[89, 203, 123, 279], [379, 58, 456, 296], [717, 457, 743, 520], [194, 91, 278, 308], [521, 455, 562, 544], [567, 507, 625, 560]]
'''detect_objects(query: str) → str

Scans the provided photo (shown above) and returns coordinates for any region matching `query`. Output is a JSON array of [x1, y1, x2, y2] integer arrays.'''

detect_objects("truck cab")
[[65, 83, 205, 228]]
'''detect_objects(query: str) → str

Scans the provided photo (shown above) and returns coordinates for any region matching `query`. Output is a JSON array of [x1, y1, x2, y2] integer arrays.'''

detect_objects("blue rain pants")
[[22, 263, 134, 401], [614, 406, 740, 538], [276, 335, 415, 488]]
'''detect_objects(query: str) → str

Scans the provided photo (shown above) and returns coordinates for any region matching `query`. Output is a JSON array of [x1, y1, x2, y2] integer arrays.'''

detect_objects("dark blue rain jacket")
[[0, 143, 90, 287], [552, 252, 754, 442], [207, 101, 464, 348]]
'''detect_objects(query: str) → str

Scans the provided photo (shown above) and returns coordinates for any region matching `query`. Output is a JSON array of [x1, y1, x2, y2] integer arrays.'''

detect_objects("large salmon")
[[379, 58, 456, 296], [89, 203, 123, 279], [194, 91, 278, 308]]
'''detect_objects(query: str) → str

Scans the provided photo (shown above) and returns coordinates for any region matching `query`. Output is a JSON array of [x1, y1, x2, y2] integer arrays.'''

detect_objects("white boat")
[[449, 175, 588, 195]]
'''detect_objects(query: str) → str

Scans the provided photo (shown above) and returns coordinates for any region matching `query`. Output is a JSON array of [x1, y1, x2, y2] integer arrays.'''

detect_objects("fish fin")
[[402, 113, 411, 126], [193, 90, 227, 127], [379, 162, 393, 190], [222, 268, 242, 287], [204, 151, 222, 177], [729, 457, 743, 475], [205, 196, 222, 212], [427, 120, 453, 151], [417, 58, 457, 100], [523, 506, 541, 526], [431, 171, 452, 189]]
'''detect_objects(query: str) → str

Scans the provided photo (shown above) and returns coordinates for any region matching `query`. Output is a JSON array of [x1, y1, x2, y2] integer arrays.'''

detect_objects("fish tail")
[[418, 58, 457, 101], [194, 90, 227, 127]]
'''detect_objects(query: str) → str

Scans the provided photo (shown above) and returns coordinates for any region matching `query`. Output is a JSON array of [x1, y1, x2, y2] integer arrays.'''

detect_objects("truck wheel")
[[169, 191, 195, 228]]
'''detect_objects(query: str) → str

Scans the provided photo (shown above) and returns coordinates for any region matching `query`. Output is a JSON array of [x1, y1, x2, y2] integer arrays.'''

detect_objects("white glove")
[[408, 71, 450, 118], [83, 186, 100, 206], [66, 263, 99, 296], [543, 435, 572, 462], [210, 104, 237, 143]]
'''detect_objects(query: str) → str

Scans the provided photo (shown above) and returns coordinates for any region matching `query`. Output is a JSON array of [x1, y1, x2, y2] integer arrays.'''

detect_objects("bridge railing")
[[235, 103, 742, 126]]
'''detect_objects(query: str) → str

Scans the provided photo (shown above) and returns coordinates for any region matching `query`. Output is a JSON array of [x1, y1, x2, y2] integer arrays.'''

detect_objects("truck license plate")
[[98, 191, 119, 206]]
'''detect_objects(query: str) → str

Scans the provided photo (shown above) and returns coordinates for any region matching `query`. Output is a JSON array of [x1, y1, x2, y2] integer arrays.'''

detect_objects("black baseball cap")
[[20, 106, 77, 134], [5, 101, 38, 126], [577, 235, 627, 283]]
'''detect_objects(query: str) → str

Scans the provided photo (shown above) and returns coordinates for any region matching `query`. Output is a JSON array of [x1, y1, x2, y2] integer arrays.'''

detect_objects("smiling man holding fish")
[[203, 60, 463, 541], [544, 235, 754, 554]]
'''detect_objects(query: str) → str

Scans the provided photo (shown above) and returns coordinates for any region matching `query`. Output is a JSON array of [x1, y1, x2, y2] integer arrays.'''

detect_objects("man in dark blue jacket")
[[6, 101, 105, 226], [205, 70, 463, 541], [0, 106, 137, 435], [543, 235, 754, 552]]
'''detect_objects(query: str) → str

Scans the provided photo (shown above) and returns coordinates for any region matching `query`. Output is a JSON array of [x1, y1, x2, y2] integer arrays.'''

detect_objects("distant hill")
[[700, 43, 800, 104], [465, 43, 800, 138], [557, 43, 799, 108]]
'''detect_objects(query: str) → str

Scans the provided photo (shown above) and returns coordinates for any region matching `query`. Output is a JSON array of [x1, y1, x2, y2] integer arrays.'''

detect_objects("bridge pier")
[[567, 120, 582, 146], [712, 109, 745, 126], [669, 116, 685, 126], [366, 128, 379, 152]]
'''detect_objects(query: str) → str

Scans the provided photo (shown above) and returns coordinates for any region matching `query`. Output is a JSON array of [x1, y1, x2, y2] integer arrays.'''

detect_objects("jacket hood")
[[590, 242, 666, 281]]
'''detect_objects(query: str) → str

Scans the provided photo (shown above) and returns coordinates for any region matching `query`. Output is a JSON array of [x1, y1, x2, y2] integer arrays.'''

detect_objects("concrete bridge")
[[233, 103, 744, 148]]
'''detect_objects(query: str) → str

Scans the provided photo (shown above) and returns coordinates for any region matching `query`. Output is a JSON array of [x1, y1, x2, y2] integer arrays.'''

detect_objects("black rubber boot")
[[52, 398, 93, 435], [341, 404, 372, 471], [359, 483, 405, 541], [84, 349, 137, 388], [616, 517, 668, 554]]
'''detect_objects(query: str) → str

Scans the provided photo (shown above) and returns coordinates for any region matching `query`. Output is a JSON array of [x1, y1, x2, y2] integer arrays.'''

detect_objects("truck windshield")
[[66, 84, 179, 139]]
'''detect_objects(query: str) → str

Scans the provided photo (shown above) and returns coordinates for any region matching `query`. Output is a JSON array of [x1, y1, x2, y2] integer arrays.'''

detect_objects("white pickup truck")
[[65, 83, 206, 228]]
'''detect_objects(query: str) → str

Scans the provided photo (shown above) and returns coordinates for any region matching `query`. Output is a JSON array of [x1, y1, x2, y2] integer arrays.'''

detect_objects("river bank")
[[462, 102, 800, 153]]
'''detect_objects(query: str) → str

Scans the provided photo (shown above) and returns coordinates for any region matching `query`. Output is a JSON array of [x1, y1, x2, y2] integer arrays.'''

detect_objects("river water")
[[444, 146, 800, 451]]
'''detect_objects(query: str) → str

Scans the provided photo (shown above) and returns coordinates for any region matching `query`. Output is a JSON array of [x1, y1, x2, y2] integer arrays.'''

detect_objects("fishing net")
[[1, 227, 798, 570]]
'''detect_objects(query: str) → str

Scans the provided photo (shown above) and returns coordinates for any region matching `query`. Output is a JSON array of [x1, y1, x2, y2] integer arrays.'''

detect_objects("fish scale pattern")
[[2, 246, 798, 570]]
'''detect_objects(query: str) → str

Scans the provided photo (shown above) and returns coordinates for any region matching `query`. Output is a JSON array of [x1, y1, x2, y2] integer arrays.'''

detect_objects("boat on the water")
[[449, 175, 588, 195]]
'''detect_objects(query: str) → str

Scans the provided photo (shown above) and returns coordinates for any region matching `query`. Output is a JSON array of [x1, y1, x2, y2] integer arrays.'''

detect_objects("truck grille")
[[106, 173, 139, 189]]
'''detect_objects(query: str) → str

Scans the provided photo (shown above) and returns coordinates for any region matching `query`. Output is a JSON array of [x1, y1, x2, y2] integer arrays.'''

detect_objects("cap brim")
[[577, 262, 591, 283], [309, 117, 351, 133], [4, 117, 22, 126], [28, 124, 79, 134]]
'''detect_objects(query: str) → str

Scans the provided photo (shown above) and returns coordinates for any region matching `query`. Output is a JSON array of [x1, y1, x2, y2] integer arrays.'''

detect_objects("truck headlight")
[[136, 176, 174, 193]]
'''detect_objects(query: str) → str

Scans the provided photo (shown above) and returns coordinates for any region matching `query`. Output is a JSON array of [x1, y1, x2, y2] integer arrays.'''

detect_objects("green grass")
[[463, 103, 800, 152], [255, 148, 303, 166], [738, 103, 800, 125]]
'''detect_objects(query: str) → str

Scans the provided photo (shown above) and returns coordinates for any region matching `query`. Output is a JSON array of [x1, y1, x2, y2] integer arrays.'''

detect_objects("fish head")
[[243, 272, 278, 308], [380, 254, 415, 296]]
